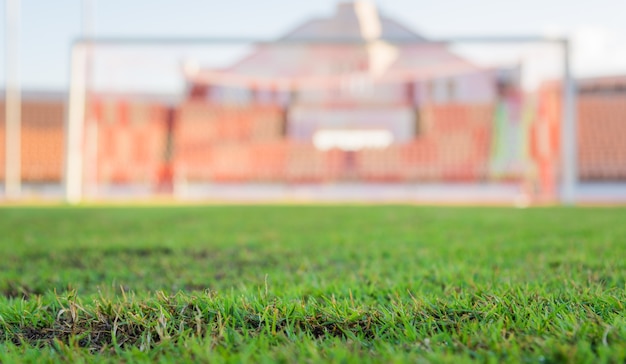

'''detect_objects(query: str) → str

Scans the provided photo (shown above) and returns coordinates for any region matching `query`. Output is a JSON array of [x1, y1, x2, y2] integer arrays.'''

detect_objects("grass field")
[[0, 205, 625, 363]]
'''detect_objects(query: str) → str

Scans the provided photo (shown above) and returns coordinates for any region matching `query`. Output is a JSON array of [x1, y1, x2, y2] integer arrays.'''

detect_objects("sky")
[[2, 0, 626, 92]]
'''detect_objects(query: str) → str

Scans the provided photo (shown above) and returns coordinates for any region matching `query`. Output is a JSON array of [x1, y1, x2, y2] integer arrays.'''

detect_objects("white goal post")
[[4, 0, 22, 200], [63, 36, 576, 204]]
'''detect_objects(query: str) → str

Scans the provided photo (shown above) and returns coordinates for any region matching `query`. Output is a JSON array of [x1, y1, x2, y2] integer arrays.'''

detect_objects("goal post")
[[63, 36, 575, 204], [65, 44, 88, 204], [4, 0, 22, 200], [560, 39, 577, 205]]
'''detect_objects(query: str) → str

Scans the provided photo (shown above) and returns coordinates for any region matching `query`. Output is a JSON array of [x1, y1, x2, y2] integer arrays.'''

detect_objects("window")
[[313, 129, 393, 151]]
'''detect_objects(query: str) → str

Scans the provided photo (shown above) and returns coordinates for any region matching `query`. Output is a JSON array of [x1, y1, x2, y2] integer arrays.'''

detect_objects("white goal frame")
[[63, 36, 576, 204]]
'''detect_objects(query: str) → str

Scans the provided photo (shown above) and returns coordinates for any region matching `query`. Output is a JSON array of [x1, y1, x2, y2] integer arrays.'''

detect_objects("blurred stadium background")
[[2, 1, 626, 204]]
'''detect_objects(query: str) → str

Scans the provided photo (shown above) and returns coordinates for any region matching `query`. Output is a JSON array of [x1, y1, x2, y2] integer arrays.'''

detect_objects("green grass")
[[0, 205, 624, 363]]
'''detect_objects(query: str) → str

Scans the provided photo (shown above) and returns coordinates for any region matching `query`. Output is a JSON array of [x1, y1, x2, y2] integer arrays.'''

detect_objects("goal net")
[[60, 38, 571, 203]]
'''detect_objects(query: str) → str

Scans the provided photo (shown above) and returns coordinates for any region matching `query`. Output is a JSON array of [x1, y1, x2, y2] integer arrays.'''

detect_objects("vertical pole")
[[4, 0, 21, 199], [560, 39, 577, 204], [64, 44, 87, 204], [82, 0, 97, 198]]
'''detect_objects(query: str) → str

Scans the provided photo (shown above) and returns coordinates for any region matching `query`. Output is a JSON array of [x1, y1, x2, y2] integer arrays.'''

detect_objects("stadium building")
[[2, 1, 626, 201], [175, 1, 521, 184]]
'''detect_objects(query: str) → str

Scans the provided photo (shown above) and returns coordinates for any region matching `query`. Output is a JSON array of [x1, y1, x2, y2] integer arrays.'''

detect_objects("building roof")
[[578, 74, 626, 94], [0, 90, 66, 103], [186, 1, 482, 89], [279, 2, 425, 42]]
